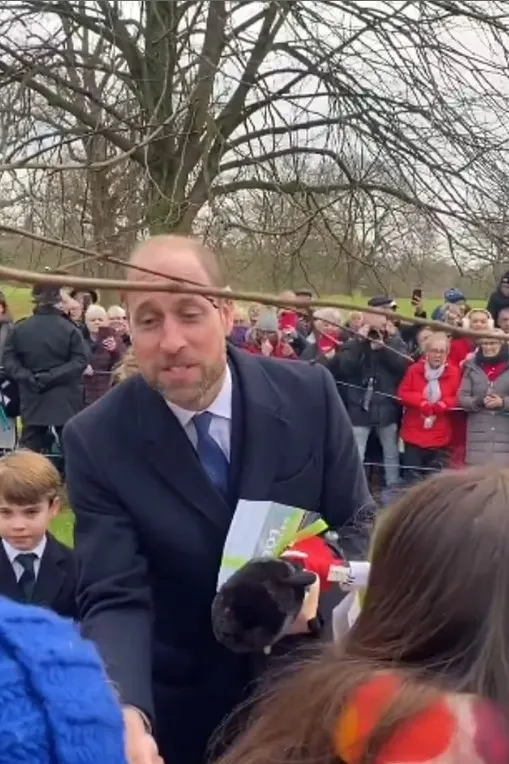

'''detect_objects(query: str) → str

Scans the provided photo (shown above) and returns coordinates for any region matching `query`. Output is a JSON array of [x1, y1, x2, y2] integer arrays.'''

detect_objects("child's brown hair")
[[0, 450, 61, 505], [216, 467, 509, 764]]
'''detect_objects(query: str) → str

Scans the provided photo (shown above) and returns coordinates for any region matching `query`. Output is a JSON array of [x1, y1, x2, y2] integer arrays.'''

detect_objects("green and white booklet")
[[217, 500, 317, 590]]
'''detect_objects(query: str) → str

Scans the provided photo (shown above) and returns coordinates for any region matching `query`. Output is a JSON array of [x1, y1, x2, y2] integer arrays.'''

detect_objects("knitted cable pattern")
[[0, 597, 126, 764]]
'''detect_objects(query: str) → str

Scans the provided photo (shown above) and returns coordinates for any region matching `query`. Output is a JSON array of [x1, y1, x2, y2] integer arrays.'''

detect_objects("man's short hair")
[[0, 450, 61, 505], [129, 235, 226, 288]]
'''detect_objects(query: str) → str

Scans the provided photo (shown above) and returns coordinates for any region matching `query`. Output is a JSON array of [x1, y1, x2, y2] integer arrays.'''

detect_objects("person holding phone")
[[83, 304, 123, 406], [399, 288, 428, 354], [244, 310, 297, 359]]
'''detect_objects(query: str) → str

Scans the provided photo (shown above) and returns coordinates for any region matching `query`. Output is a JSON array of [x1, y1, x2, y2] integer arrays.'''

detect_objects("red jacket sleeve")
[[397, 366, 423, 408]]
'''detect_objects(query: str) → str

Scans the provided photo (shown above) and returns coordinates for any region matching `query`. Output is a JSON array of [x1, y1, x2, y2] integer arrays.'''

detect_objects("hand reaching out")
[[123, 708, 163, 764]]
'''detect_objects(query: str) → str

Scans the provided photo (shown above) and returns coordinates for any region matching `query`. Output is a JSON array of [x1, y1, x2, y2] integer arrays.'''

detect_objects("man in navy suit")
[[63, 235, 372, 764]]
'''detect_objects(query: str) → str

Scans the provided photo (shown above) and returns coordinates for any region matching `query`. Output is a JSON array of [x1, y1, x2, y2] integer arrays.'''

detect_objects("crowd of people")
[[0, 237, 506, 764], [228, 277, 509, 500], [0, 272, 507, 497]]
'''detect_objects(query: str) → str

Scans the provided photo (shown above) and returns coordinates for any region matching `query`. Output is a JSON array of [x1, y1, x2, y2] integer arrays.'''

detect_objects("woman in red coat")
[[398, 331, 460, 482]]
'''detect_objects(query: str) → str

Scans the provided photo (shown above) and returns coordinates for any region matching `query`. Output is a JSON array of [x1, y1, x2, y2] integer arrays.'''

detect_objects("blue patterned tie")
[[193, 412, 229, 497]]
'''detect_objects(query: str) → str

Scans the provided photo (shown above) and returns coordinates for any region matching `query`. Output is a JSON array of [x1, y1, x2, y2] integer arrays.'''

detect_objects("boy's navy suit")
[[0, 533, 77, 619]]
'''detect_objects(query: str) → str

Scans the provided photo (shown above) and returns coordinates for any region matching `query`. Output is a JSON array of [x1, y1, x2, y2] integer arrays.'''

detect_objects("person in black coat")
[[63, 234, 373, 764], [487, 271, 509, 327], [0, 450, 77, 619], [3, 286, 88, 453], [338, 302, 411, 490]]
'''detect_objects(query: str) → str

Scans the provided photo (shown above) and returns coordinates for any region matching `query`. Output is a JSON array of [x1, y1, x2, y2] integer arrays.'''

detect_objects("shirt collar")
[[2, 535, 47, 564], [167, 365, 232, 428]]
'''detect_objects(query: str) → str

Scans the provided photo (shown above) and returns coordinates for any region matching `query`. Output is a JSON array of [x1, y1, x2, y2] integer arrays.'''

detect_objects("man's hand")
[[123, 707, 162, 764], [34, 371, 51, 391], [83, 364, 94, 376]]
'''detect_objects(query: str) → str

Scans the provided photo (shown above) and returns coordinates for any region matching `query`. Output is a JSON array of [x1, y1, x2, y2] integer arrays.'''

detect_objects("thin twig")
[[0, 260, 500, 340], [0, 222, 499, 339]]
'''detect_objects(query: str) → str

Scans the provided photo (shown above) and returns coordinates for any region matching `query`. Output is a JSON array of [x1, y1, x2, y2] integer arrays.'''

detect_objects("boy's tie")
[[193, 412, 229, 497], [16, 553, 37, 602]]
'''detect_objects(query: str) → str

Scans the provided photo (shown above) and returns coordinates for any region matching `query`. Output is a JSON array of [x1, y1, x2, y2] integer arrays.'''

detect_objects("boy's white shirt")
[[2, 535, 47, 581]]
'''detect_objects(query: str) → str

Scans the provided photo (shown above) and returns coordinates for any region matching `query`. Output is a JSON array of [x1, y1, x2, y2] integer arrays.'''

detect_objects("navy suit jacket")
[[0, 533, 77, 619], [63, 347, 371, 764]]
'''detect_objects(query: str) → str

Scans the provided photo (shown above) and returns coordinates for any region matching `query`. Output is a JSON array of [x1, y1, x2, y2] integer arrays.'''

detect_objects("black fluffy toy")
[[211, 558, 316, 653]]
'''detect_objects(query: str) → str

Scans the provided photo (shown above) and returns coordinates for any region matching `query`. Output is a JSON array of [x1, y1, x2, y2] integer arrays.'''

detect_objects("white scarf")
[[423, 361, 445, 428]]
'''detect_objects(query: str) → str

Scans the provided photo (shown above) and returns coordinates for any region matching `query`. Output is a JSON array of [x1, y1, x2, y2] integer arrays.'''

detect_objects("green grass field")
[[4, 287, 34, 319], [51, 510, 74, 547]]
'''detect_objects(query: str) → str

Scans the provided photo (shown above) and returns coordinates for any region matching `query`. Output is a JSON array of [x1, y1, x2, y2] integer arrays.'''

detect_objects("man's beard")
[[152, 360, 226, 409]]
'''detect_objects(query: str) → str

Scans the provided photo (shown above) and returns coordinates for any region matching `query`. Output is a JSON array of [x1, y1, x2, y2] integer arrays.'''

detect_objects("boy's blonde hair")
[[0, 450, 61, 505]]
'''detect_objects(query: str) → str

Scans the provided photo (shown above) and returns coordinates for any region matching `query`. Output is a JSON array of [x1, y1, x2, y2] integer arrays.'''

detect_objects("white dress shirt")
[[166, 365, 233, 461], [2, 535, 47, 581]]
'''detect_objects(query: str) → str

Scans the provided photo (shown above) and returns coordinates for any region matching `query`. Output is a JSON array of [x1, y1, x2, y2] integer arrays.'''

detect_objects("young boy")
[[0, 449, 77, 619]]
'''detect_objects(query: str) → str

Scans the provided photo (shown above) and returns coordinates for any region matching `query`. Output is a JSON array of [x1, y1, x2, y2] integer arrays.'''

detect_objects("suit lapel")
[[0, 544, 20, 600], [135, 377, 234, 534], [134, 351, 288, 531], [33, 536, 66, 606], [228, 347, 287, 501]]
